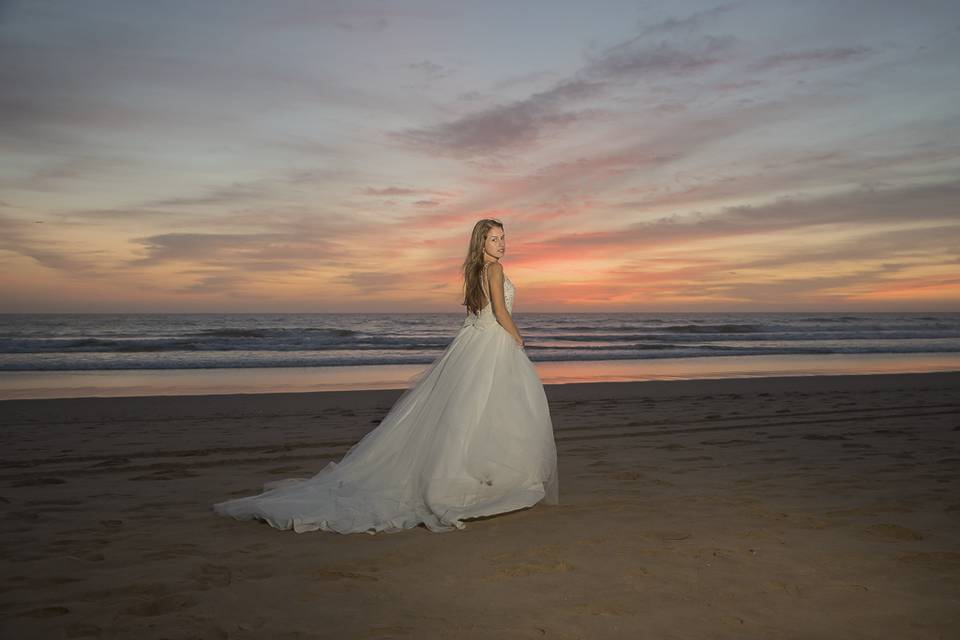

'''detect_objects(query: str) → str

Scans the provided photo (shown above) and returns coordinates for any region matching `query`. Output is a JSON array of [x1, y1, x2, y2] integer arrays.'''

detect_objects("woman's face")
[[483, 226, 505, 260]]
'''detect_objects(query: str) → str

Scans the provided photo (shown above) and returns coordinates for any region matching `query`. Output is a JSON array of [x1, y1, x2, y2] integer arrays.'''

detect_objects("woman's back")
[[478, 262, 515, 315]]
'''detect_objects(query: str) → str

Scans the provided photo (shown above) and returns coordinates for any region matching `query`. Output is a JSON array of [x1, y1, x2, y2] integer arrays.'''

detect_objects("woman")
[[213, 218, 559, 534]]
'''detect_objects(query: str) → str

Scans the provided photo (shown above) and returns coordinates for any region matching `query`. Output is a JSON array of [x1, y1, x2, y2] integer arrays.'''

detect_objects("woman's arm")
[[486, 262, 524, 347]]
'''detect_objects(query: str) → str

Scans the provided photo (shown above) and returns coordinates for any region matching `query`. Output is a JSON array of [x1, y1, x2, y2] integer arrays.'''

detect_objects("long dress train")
[[212, 267, 559, 534]]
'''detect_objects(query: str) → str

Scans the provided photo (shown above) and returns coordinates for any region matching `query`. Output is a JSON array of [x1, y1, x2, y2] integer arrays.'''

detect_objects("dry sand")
[[1, 371, 959, 639]]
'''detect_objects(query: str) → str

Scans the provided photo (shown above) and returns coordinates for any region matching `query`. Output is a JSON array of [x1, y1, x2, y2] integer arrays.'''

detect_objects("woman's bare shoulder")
[[485, 261, 504, 275]]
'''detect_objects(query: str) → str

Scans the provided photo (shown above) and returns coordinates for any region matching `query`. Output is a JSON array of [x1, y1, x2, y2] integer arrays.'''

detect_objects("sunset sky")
[[1, 0, 958, 313]]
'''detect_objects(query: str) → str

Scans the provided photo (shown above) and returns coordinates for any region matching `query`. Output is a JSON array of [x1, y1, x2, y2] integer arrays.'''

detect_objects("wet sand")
[[2, 371, 959, 639]]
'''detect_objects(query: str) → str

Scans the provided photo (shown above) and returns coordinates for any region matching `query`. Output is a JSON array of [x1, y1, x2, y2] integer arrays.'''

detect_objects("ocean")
[[1, 312, 958, 398]]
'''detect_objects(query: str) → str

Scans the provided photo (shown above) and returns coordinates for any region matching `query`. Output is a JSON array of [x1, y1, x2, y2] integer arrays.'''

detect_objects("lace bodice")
[[503, 276, 515, 313]]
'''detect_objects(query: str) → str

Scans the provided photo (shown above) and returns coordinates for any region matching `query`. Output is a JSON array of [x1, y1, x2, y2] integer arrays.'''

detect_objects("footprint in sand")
[[142, 543, 202, 561], [81, 582, 173, 602], [368, 626, 416, 635], [861, 523, 923, 541], [895, 551, 960, 568], [267, 466, 303, 475], [12, 477, 66, 487], [750, 509, 830, 529], [309, 569, 379, 581], [190, 563, 232, 589], [640, 530, 691, 542], [494, 561, 573, 577], [764, 580, 805, 597], [65, 622, 102, 638], [570, 601, 629, 616], [130, 470, 199, 481], [121, 594, 199, 617], [819, 582, 870, 594], [222, 541, 273, 557], [826, 506, 913, 518], [720, 613, 750, 627], [47, 538, 110, 557], [12, 605, 70, 619], [25, 498, 83, 507], [691, 547, 738, 561], [88, 457, 131, 468], [611, 471, 644, 481]]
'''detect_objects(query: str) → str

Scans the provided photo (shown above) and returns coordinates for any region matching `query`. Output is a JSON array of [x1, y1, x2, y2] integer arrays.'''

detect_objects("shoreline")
[[2, 369, 958, 417], [2, 351, 959, 401]]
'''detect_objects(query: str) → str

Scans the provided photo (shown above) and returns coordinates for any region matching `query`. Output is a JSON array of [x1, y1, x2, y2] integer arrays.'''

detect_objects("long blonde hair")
[[461, 218, 504, 315]]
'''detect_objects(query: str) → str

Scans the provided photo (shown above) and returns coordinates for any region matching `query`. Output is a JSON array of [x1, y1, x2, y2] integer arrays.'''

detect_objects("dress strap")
[[480, 262, 494, 304]]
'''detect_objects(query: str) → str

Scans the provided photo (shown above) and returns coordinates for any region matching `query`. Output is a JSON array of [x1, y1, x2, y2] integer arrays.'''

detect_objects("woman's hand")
[[514, 336, 525, 349]]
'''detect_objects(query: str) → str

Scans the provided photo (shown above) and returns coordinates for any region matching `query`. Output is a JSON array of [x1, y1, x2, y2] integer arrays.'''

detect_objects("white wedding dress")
[[213, 267, 559, 534]]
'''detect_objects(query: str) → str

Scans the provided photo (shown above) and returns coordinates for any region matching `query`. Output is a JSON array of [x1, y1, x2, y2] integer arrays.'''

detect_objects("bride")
[[213, 218, 559, 534]]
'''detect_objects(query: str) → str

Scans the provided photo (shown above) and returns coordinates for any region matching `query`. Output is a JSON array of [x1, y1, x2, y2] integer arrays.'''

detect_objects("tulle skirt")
[[212, 312, 559, 534]]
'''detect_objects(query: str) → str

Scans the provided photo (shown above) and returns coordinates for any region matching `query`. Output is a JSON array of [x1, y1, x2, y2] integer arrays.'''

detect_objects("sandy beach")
[[2, 371, 959, 639]]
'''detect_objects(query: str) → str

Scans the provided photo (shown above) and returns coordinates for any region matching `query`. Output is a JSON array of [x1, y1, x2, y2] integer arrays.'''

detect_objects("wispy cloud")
[[731, 224, 960, 271], [748, 46, 872, 72], [514, 179, 960, 269], [408, 59, 453, 82], [583, 34, 737, 81], [128, 231, 350, 266], [0, 213, 103, 273], [362, 186, 421, 196], [392, 79, 605, 157], [635, 2, 742, 36]]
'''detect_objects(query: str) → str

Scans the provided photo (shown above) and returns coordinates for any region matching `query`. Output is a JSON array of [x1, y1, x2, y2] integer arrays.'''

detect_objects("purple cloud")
[[748, 46, 872, 72]]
